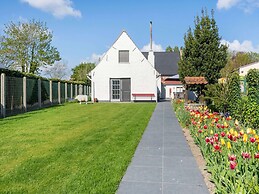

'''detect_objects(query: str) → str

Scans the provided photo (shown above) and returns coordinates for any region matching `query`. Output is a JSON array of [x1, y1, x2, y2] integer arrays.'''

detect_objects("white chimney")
[[148, 21, 155, 67]]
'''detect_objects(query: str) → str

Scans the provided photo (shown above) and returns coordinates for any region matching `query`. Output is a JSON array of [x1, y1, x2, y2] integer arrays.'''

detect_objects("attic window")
[[119, 50, 129, 63]]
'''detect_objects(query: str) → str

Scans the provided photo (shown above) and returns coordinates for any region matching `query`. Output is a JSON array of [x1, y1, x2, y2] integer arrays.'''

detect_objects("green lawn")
[[0, 103, 156, 193]]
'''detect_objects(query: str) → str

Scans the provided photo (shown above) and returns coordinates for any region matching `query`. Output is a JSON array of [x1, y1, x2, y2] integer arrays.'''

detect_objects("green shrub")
[[241, 69, 259, 128], [227, 72, 241, 119]]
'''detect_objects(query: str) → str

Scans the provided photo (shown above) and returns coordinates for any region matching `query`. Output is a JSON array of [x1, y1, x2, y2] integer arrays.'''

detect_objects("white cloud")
[[217, 0, 259, 12], [217, 0, 240, 9], [21, 0, 81, 18], [84, 53, 105, 64], [141, 41, 164, 52], [221, 39, 259, 52]]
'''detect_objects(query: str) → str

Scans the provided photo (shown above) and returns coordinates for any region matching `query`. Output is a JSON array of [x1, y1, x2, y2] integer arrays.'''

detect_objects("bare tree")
[[42, 60, 70, 80]]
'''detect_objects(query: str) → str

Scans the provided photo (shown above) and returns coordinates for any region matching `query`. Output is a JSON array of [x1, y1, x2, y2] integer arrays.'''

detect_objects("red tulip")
[[214, 144, 220, 151], [216, 123, 221, 128], [198, 129, 203, 133], [228, 134, 233, 141], [230, 161, 237, 170], [205, 137, 210, 143], [203, 125, 208, 129], [221, 132, 226, 137], [254, 153, 259, 159], [250, 137, 256, 143]]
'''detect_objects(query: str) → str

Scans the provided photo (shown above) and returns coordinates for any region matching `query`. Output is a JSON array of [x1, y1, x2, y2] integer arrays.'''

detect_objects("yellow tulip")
[[224, 122, 228, 127], [234, 119, 239, 126], [243, 134, 248, 143], [227, 142, 231, 149], [240, 129, 244, 135], [234, 131, 238, 137], [252, 130, 256, 135], [210, 130, 214, 135], [229, 128, 234, 135], [221, 139, 225, 146], [247, 128, 252, 134]]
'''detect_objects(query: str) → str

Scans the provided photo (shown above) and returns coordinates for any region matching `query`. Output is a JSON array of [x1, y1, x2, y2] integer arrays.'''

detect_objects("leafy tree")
[[173, 46, 180, 53], [0, 20, 60, 74], [166, 46, 173, 52], [71, 62, 95, 85], [221, 52, 259, 77], [178, 9, 228, 85]]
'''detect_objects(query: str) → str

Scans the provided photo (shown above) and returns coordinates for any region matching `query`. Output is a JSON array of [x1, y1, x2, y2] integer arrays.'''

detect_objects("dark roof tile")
[[142, 52, 180, 76]]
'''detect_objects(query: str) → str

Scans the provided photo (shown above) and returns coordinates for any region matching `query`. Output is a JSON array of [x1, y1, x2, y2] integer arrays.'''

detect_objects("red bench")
[[132, 93, 155, 101]]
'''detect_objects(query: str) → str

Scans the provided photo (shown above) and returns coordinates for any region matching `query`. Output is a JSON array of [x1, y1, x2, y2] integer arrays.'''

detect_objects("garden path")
[[117, 101, 209, 194]]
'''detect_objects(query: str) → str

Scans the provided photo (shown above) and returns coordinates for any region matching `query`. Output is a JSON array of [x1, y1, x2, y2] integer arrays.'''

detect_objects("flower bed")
[[173, 100, 259, 193]]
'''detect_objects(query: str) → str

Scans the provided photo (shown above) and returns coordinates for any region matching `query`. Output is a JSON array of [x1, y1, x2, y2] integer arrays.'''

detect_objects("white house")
[[90, 31, 159, 102], [239, 62, 259, 76], [90, 30, 182, 102]]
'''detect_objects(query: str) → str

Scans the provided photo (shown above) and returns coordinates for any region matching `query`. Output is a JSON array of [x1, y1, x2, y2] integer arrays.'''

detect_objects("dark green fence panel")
[[67, 83, 71, 99], [26, 78, 38, 111], [42, 80, 50, 106], [52, 81, 58, 104], [5, 76, 23, 116], [60, 82, 65, 103]]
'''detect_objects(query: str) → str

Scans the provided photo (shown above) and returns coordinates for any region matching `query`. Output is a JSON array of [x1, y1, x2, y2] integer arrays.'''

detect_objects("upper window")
[[119, 50, 129, 63]]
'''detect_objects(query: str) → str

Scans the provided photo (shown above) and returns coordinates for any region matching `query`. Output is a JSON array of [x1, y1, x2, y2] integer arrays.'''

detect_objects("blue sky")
[[0, 0, 259, 72]]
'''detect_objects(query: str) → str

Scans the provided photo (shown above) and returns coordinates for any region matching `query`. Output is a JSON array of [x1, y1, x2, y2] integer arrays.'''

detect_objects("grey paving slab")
[[118, 181, 162, 194], [130, 155, 162, 167], [135, 147, 163, 157], [122, 166, 162, 182], [117, 101, 209, 194], [163, 183, 209, 194]]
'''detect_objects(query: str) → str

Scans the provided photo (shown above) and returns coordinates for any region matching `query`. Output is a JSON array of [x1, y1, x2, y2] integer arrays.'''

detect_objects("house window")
[[119, 50, 129, 63], [111, 79, 121, 101]]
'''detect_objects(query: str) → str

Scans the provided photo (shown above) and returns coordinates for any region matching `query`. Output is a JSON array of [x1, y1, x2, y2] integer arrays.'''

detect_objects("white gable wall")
[[239, 62, 259, 76], [91, 31, 158, 101]]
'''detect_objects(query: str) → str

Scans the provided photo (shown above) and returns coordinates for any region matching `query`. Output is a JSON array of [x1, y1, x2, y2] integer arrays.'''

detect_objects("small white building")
[[239, 62, 259, 76], [90, 30, 182, 102]]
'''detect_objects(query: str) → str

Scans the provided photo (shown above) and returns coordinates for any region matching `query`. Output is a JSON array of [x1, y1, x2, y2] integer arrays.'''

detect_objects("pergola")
[[184, 76, 208, 103]]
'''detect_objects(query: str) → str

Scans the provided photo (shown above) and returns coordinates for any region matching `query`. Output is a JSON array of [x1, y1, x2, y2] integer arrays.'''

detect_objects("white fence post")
[[38, 79, 41, 108], [58, 81, 61, 104], [65, 82, 67, 101], [1, 73, 6, 118], [49, 80, 52, 104], [23, 77, 27, 112], [70, 83, 73, 98], [75, 84, 78, 96]]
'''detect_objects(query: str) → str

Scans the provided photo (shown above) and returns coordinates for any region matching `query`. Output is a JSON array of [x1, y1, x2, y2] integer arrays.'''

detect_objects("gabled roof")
[[239, 61, 259, 69], [184, 77, 208, 85], [142, 52, 180, 76]]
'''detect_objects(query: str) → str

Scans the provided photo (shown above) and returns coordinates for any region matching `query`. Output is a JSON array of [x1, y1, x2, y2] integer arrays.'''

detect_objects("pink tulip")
[[230, 161, 237, 170], [228, 154, 236, 161], [242, 152, 251, 159]]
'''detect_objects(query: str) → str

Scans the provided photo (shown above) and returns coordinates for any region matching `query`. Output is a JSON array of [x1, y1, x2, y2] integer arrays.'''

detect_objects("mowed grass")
[[0, 103, 156, 193]]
